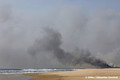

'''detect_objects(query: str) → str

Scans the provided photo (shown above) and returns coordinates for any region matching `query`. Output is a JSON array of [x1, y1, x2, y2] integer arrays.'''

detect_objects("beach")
[[0, 74, 33, 80], [0, 68, 120, 80], [25, 68, 120, 80]]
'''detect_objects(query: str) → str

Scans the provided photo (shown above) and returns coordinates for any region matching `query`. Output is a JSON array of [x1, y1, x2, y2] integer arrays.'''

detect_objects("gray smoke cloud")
[[29, 28, 112, 68], [0, 2, 120, 68]]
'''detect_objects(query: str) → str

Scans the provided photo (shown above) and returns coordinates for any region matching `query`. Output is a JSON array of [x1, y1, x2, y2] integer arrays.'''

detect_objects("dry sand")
[[26, 68, 120, 80]]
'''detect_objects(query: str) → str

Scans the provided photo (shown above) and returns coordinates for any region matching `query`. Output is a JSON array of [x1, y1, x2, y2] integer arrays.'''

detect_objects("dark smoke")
[[0, 1, 120, 69], [74, 50, 112, 68], [29, 28, 112, 68]]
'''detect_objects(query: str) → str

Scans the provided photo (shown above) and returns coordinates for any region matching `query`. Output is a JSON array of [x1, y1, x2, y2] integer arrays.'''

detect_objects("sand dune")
[[26, 68, 120, 80]]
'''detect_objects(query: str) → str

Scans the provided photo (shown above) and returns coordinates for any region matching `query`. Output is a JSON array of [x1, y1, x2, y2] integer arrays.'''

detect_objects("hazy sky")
[[0, 0, 120, 12], [0, 0, 120, 68]]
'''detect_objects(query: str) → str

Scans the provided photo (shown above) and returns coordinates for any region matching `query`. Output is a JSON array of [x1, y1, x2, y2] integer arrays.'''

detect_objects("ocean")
[[0, 69, 81, 74]]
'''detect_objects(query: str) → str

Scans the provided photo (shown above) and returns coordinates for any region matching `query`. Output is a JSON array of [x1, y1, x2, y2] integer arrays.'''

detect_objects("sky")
[[1, 0, 120, 13], [0, 0, 120, 68]]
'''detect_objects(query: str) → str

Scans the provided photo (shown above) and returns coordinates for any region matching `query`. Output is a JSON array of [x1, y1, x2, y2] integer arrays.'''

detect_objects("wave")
[[0, 69, 81, 74]]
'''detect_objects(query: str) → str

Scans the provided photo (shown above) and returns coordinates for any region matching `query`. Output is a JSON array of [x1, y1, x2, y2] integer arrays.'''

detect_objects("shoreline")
[[0, 68, 120, 80], [25, 68, 120, 80]]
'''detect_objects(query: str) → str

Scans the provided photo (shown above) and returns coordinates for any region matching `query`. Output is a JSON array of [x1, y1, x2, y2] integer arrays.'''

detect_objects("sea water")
[[0, 69, 81, 74]]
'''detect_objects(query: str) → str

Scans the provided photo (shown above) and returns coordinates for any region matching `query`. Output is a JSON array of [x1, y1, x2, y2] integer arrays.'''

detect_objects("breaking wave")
[[0, 69, 81, 74]]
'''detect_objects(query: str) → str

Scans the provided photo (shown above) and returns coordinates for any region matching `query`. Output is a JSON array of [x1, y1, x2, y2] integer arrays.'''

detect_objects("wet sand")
[[0, 74, 33, 80], [26, 68, 120, 80]]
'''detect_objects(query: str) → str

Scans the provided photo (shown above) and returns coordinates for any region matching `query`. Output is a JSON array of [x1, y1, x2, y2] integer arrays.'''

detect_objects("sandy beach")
[[0, 68, 120, 80], [25, 68, 120, 80]]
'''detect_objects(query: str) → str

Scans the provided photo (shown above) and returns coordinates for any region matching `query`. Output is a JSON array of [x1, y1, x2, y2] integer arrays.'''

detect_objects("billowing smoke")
[[0, 1, 120, 68], [74, 50, 112, 68], [29, 28, 112, 68]]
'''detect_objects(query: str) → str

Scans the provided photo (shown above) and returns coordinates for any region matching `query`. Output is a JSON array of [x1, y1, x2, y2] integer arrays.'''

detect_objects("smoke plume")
[[29, 28, 112, 68], [0, 1, 120, 68]]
